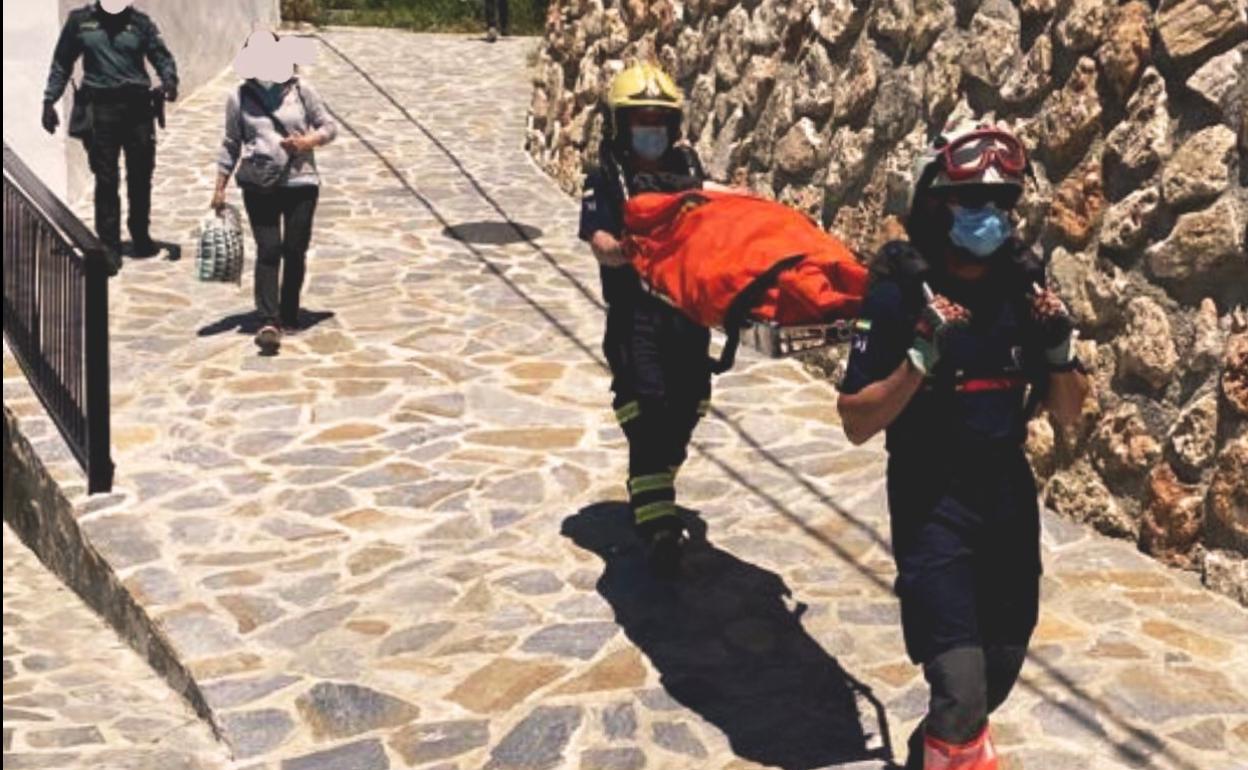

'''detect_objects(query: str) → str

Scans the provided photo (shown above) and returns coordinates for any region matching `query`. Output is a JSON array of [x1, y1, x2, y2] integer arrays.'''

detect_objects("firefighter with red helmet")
[[836, 121, 1091, 769]]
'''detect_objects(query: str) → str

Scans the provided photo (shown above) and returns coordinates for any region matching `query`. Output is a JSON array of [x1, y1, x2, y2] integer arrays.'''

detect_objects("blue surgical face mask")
[[631, 127, 669, 161], [949, 203, 1012, 258]]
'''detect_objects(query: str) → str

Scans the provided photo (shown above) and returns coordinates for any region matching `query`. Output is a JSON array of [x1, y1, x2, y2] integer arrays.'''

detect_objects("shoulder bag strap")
[[241, 81, 291, 138]]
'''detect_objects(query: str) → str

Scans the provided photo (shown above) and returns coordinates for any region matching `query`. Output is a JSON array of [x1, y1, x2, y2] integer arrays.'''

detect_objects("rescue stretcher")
[[739, 318, 859, 357], [623, 189, 871, 371], [637, 274, 860, 369]]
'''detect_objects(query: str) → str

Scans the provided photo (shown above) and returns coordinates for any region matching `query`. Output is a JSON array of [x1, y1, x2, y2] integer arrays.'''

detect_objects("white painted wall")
[[4, 1, 71, 199], [4, 0, 279, 204]]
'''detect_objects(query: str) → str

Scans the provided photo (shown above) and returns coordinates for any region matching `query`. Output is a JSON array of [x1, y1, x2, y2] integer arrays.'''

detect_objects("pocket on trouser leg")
[[892, 508, 981, 665], [602, 307, 633, 394], [895, 574, 934, 665]]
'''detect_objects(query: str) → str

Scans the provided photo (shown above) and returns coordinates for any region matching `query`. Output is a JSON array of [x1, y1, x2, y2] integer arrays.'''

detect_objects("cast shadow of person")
[[562, 502, 889, 770], [197, 309, 335, 337]]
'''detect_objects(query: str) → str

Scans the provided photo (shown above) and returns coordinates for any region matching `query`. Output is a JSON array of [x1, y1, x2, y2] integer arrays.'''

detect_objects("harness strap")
[[955, 375, 1027, 393], [711, 253, 805, 374]]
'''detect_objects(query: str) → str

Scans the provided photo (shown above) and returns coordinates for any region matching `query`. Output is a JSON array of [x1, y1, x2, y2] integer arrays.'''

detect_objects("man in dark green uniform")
[[42, 1, 178, 257]]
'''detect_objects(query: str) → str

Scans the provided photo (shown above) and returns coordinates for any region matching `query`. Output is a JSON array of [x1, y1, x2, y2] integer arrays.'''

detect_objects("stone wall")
[[527, 0, 1248, 603], [3, 0, 279, 202]]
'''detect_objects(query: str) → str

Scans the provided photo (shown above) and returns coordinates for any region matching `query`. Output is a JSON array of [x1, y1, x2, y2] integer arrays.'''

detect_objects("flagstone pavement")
[[4, 27, 1248, 770]]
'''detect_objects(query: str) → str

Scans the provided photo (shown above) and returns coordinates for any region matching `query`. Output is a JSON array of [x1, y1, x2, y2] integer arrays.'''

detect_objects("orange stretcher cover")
[[623, 190, 869, 328]]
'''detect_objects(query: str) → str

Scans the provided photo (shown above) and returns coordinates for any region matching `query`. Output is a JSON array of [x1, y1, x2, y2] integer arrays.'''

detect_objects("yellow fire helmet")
[[605, 62, 683, 140]]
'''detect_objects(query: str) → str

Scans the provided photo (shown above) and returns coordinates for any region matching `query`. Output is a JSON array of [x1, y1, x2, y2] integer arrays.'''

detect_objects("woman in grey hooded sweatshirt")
[[212, 29, 336, 354]]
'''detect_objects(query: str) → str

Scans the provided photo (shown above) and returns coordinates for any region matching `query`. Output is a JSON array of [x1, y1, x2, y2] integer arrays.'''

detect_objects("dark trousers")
[[605, 292, 712, 537], [887, 449, 1040, 755], [243, 185, 320, 327], [484, 0, 509, 32], [86, 97, 155, 249]]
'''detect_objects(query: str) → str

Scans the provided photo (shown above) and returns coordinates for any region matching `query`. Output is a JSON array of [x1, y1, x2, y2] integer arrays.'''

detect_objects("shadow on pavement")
[[562, 502, 889, 770], [120, 239, 180, 261], [316, 36, 1213, 769], [196, 309, 335, 337], [444, 220, 544, 246]]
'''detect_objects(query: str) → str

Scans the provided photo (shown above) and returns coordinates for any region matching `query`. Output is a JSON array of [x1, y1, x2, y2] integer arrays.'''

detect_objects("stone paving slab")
[[3, 524, 232, 769], [4, 26, 1248, 770]]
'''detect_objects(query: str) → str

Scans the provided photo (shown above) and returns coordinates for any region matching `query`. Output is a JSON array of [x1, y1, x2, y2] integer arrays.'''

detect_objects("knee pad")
[[924, 646, 988, 745]]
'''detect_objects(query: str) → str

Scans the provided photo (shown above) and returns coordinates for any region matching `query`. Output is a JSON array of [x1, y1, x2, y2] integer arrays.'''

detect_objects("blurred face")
[[99, 0, 132, 14], [234, 29, 317, 84], [940, 184, 1019, 211], [627, 108, 670, 130]]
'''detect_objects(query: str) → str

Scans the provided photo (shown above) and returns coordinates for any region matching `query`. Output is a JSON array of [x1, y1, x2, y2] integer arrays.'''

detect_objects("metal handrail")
[[3, 141, 115, 493]]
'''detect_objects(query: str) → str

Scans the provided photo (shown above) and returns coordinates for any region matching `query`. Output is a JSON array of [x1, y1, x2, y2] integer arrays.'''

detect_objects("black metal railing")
[[3, 142, 117, 493]]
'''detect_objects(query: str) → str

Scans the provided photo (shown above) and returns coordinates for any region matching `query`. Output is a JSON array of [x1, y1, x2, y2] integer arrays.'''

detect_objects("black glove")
[[908, 286, 971, 377], [1030, 283, 1076, 366], [41, 101, 59, 134], [163, 84, 177, 103]]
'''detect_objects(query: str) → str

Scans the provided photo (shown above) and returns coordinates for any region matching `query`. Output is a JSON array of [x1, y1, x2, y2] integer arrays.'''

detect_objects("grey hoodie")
[[217, 77, 337, 187]]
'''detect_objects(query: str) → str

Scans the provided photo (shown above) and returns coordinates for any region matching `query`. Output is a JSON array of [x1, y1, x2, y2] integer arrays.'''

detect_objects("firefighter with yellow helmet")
[[578, 62, 712, 577]]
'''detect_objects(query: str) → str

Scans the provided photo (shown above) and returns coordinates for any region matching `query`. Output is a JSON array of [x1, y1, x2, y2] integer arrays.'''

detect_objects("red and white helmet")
[[909, 120, 1029, 210]]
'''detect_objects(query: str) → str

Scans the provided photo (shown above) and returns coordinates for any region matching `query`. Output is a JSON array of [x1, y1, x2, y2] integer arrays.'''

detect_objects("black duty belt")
[[84, 86, 150, 103]]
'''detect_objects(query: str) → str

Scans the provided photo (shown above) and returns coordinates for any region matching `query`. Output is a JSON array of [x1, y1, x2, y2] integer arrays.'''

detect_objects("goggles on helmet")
[[936, 129, 1028, 183]]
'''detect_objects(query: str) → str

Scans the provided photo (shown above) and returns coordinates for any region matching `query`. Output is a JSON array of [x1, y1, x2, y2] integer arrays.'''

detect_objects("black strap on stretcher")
[[710, 254, 805, 374]]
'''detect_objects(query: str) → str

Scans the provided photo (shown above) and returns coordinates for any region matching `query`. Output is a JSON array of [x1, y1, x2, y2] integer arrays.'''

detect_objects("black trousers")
[[86, 97, 155, 249], [484, 0, 509, 32], [605, 292, 712, 536], [888, 448, 1040, 753], [243, 185, 320, 327]]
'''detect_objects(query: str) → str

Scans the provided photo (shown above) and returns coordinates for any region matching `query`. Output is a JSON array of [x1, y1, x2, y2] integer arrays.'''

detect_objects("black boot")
[[131, 236, 158, 257], [640, 518, 685, 579], [903, 720, 924, 770]]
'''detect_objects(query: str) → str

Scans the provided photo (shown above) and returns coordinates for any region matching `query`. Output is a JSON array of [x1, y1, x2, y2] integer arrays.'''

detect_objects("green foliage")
[[281, 0, 320, 22], [287, 0, 550, 34]]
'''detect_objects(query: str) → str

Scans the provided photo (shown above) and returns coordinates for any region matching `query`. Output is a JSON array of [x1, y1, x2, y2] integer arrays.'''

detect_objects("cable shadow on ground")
[[563, 502, 891, 770], [321, 100, 898, 763], [315, 57, 1204, 770], [315, 30, 895, 563], [313, 33, 608, 314]]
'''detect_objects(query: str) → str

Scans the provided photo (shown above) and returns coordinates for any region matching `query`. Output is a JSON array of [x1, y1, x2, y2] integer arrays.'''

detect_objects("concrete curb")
[[2, 405, 227, 750]]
